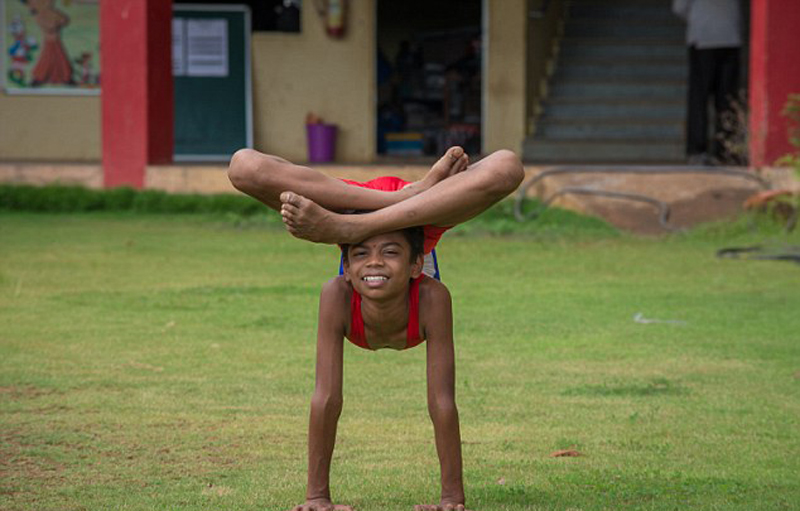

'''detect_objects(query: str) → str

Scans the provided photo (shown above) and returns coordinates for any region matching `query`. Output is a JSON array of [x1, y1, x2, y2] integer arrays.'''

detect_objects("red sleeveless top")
[[346, 275, 425, 350]]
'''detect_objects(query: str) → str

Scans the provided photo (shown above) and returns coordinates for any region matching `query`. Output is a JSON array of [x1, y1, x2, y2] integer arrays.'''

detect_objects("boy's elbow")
[[428, 394, 458, 421], [311, 389, 343, 417]]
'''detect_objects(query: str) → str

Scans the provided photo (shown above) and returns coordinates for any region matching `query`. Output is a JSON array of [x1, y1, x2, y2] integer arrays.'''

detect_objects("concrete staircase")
[[524, 0, 687, 163]]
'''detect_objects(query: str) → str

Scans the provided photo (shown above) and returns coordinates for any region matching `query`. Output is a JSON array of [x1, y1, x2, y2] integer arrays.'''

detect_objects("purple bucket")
[[306, 123, 337, 163]]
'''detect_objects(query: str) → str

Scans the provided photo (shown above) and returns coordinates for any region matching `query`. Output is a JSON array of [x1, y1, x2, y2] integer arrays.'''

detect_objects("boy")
[[227, 146, 524, 510]]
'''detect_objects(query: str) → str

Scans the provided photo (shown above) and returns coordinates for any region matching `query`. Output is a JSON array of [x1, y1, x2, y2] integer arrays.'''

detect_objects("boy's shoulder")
[[419, 275, 451, 304], [318, 277, 351, 330], [320, 275, 351, 300]]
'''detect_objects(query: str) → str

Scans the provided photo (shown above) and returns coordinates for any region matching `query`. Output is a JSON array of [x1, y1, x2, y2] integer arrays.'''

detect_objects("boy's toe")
[[448, 146, 464, 160], [280, 191, 303, 206]]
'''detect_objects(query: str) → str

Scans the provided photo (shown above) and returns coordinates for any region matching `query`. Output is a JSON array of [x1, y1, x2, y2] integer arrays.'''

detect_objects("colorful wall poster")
[[2, 0, 99, 95]]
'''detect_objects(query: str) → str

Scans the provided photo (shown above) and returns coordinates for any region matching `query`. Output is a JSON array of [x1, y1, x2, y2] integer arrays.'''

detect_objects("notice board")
[[173, 4, 252, 161]]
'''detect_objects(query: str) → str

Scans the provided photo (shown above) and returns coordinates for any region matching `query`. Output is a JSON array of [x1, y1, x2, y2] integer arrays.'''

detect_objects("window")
[[173, 0, 301, 32]]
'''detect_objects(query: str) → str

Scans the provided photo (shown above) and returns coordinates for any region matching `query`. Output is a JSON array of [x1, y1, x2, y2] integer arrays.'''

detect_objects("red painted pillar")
[[749, 0, 800, 167], [101, 0, 173, 188]]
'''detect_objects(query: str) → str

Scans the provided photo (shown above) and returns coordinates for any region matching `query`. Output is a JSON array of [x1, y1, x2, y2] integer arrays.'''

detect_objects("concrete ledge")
[[0, 163, 104, 189]]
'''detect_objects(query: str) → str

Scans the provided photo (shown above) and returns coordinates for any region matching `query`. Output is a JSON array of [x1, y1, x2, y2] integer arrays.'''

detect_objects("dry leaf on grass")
[[550, 449, 582, 457]]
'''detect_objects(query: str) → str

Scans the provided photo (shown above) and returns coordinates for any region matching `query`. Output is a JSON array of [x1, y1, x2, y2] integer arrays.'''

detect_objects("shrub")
[[0, 184, 264, 216]]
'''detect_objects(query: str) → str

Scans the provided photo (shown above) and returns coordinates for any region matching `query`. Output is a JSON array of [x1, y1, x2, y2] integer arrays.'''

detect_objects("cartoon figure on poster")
[[7, 15, 38, 85], [73, 50, 95, 86], [22, 0, 74, 85]]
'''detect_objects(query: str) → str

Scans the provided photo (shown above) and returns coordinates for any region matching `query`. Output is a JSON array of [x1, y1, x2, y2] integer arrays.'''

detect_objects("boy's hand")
[[414, 503, 472, 511], [288, 499, 353, 511]]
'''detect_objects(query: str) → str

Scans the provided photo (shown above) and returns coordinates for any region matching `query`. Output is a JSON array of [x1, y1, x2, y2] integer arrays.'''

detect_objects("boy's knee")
[[487, 150, 524, 194], [227, 148, 260, 191], [228, 149, 254, 190]]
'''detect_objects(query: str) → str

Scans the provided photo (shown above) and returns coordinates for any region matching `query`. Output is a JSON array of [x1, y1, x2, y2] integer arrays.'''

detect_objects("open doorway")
[[376, 0, 482, 159]]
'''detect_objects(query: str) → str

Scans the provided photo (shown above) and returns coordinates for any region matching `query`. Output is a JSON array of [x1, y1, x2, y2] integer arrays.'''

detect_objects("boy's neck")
[[359, 286, 410, 335]]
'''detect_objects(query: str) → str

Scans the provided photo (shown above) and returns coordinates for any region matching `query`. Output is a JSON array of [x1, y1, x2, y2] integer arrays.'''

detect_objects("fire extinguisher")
[[316, 0, 346, 38]]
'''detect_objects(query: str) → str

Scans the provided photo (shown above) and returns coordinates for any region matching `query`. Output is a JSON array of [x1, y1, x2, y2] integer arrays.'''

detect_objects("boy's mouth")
[[362, 275, 388, 287], [362, 275, 388, 281]]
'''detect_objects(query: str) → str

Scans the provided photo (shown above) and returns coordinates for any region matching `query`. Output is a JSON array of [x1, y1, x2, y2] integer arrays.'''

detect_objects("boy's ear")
[[410, 254, 424, 279]]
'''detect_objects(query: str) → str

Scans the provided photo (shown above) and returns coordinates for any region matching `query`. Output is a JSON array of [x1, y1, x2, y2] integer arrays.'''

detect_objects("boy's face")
[[342, 231, 423, 299]]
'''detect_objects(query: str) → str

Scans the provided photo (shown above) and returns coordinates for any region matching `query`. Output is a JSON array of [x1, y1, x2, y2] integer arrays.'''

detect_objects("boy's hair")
[[341, 226, 425, 264]]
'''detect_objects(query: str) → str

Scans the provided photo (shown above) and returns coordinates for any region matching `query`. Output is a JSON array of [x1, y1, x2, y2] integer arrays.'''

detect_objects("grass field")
[[1, 209, 799, 511]]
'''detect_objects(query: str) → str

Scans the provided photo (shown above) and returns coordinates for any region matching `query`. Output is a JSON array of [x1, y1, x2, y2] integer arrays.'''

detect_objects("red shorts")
[[340, 176, 450, 254]]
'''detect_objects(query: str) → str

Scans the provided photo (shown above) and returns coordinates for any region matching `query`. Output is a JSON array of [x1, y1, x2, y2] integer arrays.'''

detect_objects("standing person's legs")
[[712, 47, 741, 163], [686, 46, 715, 161], [280, 149, 525, 244], [227, 146, 469, 212]]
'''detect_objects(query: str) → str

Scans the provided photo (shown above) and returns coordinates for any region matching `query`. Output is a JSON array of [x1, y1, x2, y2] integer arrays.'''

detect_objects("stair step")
[[564, 21, 683, 39], [541, 99, 684, 119], [569, 0, 673, 5], [554, 62, 686, 80], [535, 120, 683, 139], [560, 41, 686, 59], [569, 5, 680, 19], [523, 139, 684, 163], [561, 37, 685, 46], [549, 80, 686, 99]]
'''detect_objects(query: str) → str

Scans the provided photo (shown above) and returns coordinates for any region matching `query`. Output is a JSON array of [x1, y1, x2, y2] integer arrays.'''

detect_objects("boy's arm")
[[290, 279, 352, 511], [422, 282, 468, 509]]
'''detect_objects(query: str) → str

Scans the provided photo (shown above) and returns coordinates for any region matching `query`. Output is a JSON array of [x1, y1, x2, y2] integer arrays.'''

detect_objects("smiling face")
[[342, 231, 424, 299]]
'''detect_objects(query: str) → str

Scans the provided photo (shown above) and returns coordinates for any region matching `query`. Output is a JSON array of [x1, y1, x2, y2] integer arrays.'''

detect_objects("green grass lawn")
[[1, 210, 799, 511]]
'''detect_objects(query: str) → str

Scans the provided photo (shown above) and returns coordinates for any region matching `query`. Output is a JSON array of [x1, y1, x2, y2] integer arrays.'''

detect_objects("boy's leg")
[[280, 149, 525, 244], [227, 147, 469, 213]]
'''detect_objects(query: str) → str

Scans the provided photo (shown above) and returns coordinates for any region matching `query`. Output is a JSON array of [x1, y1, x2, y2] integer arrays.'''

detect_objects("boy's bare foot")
[[280, 191, 364, 244], [410, 146, 469, 194]]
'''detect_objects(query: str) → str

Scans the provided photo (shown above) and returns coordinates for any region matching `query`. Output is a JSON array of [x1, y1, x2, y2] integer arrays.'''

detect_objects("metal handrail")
[[514, 165, 771, 230]]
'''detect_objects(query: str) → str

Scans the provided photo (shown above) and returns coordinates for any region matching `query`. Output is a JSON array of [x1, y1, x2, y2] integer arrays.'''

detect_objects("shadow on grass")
[[562, 377, 686, 398]]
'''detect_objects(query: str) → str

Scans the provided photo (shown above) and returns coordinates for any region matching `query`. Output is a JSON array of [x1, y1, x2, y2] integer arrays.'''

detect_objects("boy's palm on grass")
[[288, 500, 353, 511], [414, 504, 472, 511]]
